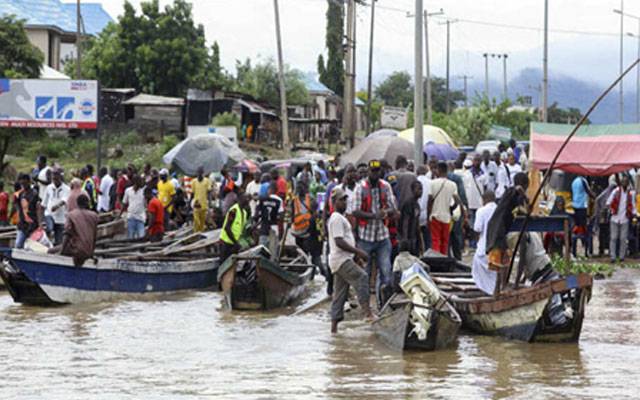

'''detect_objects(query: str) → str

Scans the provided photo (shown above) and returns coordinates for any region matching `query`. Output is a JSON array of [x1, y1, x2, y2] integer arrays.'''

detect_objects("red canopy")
[[530, 122, 640, 176]]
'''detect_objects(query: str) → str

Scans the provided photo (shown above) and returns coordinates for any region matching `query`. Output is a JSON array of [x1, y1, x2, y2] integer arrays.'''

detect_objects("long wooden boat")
[[218, 246, 314, 310], [0, 248, 219, 305], [422, 256, 592, 343]]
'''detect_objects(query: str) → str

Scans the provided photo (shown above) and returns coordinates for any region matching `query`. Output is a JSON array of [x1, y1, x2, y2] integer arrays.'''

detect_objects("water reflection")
[[0, 269, 639, 398]]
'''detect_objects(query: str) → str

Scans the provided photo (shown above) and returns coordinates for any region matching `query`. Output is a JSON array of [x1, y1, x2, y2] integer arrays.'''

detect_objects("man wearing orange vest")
[[352, 159, 397, 306], [291, 179, 322, 271], [606, 174, 636, 263]]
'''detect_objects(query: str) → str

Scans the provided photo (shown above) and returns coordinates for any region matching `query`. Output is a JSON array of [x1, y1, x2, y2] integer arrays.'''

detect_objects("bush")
[[212, 112, 241, 134]]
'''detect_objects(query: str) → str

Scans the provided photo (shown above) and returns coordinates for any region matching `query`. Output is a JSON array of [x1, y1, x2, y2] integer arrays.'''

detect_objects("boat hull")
[[447, 275, 592, 343], [373, 300, 461, 351], [219, 251, 313, 311], [0, 249, 219, 305]]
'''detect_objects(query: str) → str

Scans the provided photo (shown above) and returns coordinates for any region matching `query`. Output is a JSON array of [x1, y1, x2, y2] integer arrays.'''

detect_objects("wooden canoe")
[[423, 256, 592, 343], [218, 246, 314, 311], [373, 292, 461, 351], [0, 248, 219, 305]]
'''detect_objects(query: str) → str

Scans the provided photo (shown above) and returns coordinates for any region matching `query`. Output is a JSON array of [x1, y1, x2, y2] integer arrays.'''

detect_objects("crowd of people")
[[3, 138, 639, 332]]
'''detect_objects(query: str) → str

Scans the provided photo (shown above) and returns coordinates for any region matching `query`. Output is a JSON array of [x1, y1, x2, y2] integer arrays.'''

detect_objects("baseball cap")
[[463, 159, 472, 168], [368, 159, 381, 169], [159, 168, 169, 176], [331, 187, 348, 201]]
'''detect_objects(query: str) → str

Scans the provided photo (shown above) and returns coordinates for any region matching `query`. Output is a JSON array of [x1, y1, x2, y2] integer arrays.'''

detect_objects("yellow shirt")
[[157, 179, 176, 212], [191, 177, 212, 210]]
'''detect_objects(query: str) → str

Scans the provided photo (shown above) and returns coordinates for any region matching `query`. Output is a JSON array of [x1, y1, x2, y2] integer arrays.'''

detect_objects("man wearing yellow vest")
[[220, 192, 250, 263]]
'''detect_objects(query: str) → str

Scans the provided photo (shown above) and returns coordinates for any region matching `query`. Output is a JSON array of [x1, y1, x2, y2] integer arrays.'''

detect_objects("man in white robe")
[[472, 190, 498, 295]]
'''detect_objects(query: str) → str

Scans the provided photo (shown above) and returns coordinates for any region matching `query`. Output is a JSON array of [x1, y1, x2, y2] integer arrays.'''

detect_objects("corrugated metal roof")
[[0, 0, 112, 35], [123, 94, 184, 107], [301, 73, 334, 95], [61, 2, 113, 35]]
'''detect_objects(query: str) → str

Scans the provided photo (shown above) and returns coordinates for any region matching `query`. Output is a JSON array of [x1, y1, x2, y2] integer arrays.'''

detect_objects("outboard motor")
[[400, 263, 442, 340]]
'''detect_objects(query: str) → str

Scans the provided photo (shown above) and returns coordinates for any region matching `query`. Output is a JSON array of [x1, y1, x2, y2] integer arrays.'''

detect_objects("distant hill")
[[467, 68, 640, 124]]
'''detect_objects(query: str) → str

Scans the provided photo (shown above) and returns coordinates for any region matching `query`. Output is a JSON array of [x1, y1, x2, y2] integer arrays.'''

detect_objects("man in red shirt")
[[145, 188, 164, 242], [270, 168, 288, 201], [0, 181, 9, 226]]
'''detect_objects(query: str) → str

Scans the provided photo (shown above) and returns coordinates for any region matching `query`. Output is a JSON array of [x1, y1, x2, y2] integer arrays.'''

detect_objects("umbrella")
[[233, 159, 259, 174], [162, 134, 246, 176], [399, 125, 456, 147], [423, 142, 459, 161], [364, 129, 399, 141], [340, 136, 414, 167]]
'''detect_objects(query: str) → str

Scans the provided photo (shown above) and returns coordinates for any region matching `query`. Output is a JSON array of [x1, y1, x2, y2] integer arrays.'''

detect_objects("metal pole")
[[503, 54, 508, 101], [273, 0, 290, 154], [366, 0, 376, 135], [424, 10, 432, 124], [484, 53, 489, 99], [76, 0, 82, 79], [351, 1, 357, 141], [342, 0, 355, 146], [542, 0, 548, 122], [414, 0, 424, 165], [463, 76, 468, 107], [637, 20, 640, 123], [620, 0, 625, 123], [445, 20, 451, 114], [96, 82, 101, 170]]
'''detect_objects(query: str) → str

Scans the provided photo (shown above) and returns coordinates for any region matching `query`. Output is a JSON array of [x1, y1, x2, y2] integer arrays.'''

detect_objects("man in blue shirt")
[[571, 175, 595, 251]]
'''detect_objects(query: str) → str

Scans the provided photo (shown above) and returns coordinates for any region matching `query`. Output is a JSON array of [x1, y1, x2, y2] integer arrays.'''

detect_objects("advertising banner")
[[380, 105, 408, 130], [0, 79, 98, 129]]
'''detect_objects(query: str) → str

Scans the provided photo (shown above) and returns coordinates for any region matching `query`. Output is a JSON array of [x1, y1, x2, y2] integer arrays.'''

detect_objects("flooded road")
[[1, 268, 639, 399]]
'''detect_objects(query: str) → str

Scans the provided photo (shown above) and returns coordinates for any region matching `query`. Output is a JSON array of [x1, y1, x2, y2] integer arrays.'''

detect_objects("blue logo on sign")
[[35, 96, 55, 119], [80, 100, 94, 116], [56, 97, 75, 119], [0, 79, 9, 94]]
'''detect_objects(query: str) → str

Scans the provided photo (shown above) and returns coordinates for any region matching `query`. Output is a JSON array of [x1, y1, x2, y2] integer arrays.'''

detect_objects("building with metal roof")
[[0, 0, 113, 71]]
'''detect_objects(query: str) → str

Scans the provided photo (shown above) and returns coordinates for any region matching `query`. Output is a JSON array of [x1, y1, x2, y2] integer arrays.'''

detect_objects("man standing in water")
[[328, 187, 373, 334]]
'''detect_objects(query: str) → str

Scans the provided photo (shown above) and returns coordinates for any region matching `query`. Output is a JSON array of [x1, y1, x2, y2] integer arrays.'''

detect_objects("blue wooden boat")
[[0, 248, 219, 305]]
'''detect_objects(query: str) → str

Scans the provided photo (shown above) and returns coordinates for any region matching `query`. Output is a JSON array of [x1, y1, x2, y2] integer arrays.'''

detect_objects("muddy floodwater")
[[1, 268, 639, 399]]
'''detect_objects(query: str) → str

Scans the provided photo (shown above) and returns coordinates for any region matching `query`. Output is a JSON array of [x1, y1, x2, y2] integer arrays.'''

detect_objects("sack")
[[26, 227, 52, 251]]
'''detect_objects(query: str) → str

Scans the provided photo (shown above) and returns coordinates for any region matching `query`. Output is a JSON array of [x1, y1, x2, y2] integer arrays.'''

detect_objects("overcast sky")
[[87, 0, 640, 89]]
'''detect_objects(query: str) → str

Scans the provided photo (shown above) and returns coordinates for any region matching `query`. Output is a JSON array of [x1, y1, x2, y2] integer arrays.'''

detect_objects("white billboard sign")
[[380, 105, 408, 130], [0, 79, 98, 129]]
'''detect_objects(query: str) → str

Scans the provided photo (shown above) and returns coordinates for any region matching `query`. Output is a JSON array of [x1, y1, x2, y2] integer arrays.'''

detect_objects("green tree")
[[233, 58, 309, 108], [317, 0, 344, 96], [0, 15, 44, 79], [374, 71, 414, 107], [547, 102, 586, 124], [430, 77, 465, 113], [0, 15, 43, 173], [357, 90, 383, 132], [76, 0, 209, 96], [193, 41, 232, 90]]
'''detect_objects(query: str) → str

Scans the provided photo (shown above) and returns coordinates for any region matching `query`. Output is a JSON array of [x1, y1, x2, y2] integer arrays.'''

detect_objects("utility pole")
[[618, 10, 640, 123], [343, 0, 355, 147], [483, 53, 489, 99], [273, 0, 289, 153], [365, 0, 376, 135], [620, 0, 625, 123], [438, 19, 457, 113], [76, 0, 82, 79], [456, 75, 472, 107], [414, 0, 424, 165], [408, 9, 442, 125], [424, 10, 432, 124], [542, 0, 548, 122], [502, 54, 508, 101]]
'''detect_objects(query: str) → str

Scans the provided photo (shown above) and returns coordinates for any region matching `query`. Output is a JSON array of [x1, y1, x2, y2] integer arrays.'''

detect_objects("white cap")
[[463, 159, 472, 168], [159, 168, 169, 176]]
